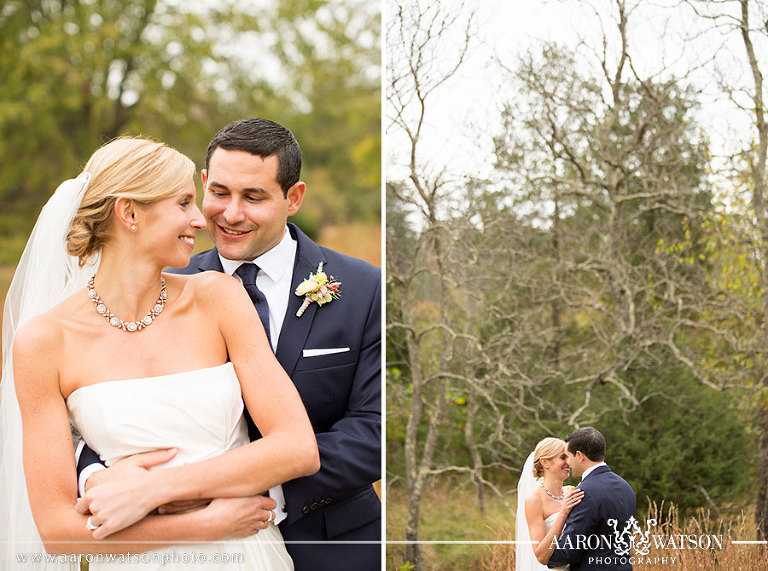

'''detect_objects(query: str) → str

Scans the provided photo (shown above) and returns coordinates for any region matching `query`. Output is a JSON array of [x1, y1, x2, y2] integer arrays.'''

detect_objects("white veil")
[[515, 451, 548, 571], [0, 173, 98, 569]]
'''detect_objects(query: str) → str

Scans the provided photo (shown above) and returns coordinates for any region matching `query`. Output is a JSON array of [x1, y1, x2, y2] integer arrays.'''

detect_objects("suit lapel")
[[276, 224, 327, 376], [197, 247, 225, 273]]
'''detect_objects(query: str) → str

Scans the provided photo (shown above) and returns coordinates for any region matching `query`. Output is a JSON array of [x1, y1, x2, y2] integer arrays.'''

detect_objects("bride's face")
[[545, 450, 571, 481], [137, 180, 205, 268]]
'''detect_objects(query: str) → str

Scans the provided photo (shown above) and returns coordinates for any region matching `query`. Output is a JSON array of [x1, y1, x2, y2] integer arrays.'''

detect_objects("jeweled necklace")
[[87, 275, 167, 333], [540, 480, 564, 500]]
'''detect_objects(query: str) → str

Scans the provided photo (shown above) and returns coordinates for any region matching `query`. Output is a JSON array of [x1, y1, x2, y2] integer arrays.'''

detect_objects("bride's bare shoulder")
[[13, 287, 89, 352], [12, 311, 66, 377], [166, 270, 252, 312], [165, 270, 238, 297], [524, 487, 544, 508]]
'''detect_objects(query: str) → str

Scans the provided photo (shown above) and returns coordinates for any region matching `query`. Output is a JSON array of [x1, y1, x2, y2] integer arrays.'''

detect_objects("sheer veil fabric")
[[0, 173, 97, 569], [515, 451, 549, 571]]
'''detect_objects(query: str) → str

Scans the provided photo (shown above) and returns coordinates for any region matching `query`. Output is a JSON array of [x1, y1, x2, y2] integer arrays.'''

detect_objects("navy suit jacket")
[[548, 465, 636, 571], [78, 223, 381, 570]]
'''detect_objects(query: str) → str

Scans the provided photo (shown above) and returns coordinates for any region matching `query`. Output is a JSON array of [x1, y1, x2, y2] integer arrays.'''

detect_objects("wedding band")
[[85, 516, 100, 531], [266, 511, 274, 524]]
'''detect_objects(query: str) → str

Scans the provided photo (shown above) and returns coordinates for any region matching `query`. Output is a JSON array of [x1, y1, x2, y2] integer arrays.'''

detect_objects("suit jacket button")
[[310, 502, 319, 511], [302, 506, 310, 515]]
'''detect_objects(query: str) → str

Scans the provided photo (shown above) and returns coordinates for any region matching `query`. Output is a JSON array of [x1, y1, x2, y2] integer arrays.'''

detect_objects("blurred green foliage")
[[0, 0, 380, 262], [602, 369, 755, 519]]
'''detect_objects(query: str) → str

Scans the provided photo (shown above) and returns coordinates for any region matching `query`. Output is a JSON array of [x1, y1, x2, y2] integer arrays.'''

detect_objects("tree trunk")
[[737, 0, 768, 539], [757, 406, 768, 539], [466, 390, 485, 514], [404, 481, 424, 569]]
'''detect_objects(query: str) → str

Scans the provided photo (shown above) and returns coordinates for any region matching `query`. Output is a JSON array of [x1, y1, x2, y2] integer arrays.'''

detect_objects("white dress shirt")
[[580, 461, 607, 482], [219, 226, 297, 524], [219, 227, 297, 353]]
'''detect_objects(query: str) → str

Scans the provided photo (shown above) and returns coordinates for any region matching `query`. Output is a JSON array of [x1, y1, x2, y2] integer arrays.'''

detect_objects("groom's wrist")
[[79, 463, 106, 496]]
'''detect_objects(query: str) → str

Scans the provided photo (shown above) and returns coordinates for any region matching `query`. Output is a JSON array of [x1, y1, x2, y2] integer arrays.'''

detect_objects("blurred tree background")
[[0, 0, 380, 270]]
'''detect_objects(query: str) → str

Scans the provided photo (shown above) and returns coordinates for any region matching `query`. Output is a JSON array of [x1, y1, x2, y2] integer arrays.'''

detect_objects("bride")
[[515, 438, 584, 571], [0, 137, 319, 569]]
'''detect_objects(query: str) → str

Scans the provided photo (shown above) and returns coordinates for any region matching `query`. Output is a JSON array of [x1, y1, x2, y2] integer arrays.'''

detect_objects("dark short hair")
[[565, 427, 606, 462], [205, 118, 302, 196]]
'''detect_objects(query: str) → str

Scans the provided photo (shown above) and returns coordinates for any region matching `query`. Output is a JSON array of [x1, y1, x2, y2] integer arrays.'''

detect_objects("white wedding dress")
[[67, 362, 293, 570], [544, 513, 568, 571], [515, 452, 569, 571]]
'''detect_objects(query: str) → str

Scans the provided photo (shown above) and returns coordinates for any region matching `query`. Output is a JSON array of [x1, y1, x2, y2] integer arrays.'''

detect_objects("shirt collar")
[[581, 461, 607, 481], [219, 226, 297, 281]]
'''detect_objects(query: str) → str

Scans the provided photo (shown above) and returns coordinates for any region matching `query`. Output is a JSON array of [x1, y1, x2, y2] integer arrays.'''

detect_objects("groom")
[[547, 427, 635, 571], [78, 118, 381, 570]]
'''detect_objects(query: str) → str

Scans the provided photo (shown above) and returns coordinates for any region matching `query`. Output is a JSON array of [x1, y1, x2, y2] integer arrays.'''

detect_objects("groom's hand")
[[203, 495, 278, 540], [84, 448, 178, 493]]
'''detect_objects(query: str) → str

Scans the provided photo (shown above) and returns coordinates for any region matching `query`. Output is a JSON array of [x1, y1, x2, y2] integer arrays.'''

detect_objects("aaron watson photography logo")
[[552, 516, 724, 566]]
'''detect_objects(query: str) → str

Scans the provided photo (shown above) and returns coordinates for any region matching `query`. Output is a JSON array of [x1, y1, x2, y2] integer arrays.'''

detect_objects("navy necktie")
[[235, 263, 271, 344]]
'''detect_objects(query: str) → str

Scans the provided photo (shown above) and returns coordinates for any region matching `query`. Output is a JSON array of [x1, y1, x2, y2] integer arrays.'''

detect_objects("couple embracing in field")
[[517, 427, 636, 571]]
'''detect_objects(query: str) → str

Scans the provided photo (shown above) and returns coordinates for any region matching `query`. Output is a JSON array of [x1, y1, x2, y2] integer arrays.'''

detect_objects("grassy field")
[[318, 222, 381, 267], [387, 482, 768, 570], [386, 481, 519, 570]]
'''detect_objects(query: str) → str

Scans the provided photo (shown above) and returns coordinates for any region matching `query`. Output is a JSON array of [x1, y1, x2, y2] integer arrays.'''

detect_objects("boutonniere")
[[295, 262, 342, 317]]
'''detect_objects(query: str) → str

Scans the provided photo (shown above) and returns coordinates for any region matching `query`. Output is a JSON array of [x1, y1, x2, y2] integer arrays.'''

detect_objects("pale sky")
[[387, 0, 765, 186]]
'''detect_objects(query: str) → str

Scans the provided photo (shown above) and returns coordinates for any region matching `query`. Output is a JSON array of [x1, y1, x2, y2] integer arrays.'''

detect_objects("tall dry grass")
[[387, 481, 767, 570], [481, 502, 768, 570]]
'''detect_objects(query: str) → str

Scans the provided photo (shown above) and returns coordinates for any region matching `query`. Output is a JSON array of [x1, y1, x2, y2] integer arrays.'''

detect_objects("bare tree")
[[679, 0, 768, 538], [386, 1, 498, 568], [492, 0, 718, 431]]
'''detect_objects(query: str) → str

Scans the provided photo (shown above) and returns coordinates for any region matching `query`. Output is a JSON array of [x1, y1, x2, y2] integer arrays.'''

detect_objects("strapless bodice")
[[67, 362, 249, 467], [544, 512, 568, 571], [544, 511, 559, 531], [66, 362, 292, 570]]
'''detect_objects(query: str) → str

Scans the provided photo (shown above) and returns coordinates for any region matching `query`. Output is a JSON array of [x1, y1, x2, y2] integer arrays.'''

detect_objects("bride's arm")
[[13, 317, 272, 555], [525, 488, 584, 565], [80, 273, 319, 539]]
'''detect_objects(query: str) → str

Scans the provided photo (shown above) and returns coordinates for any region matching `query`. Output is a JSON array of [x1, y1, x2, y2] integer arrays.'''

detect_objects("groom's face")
[[202, 148, 305, 261], [565, 449, 584, 477]]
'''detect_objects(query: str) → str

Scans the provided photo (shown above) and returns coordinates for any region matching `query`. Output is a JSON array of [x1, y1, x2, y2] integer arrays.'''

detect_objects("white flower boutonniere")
[[295, 262, 342, 317]]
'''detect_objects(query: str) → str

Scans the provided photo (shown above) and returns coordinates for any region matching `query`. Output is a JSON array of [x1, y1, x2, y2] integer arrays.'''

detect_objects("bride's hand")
[[562, 487, 585, 515], [202, 496, 278, 540], [74, 449, 178, 539]]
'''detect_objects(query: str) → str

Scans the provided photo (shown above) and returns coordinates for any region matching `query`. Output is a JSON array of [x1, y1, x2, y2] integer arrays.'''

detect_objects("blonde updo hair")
[[66, 137, 196, 265], [532, 437, 566, 479]]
